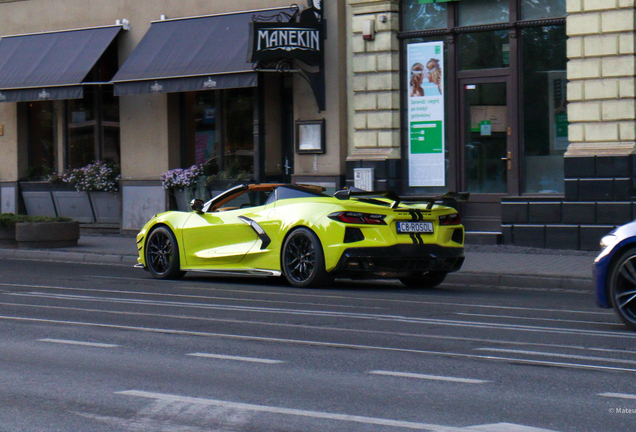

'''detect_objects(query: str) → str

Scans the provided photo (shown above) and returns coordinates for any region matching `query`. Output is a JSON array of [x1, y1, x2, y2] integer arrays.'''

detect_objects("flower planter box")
[[52, 191, 95, 223], [89, 191, 121, 224], [0, 226, 15, 245], [172, 189, 193, 212], [15, 221, 80, 248], [20, 182, 64, 218]]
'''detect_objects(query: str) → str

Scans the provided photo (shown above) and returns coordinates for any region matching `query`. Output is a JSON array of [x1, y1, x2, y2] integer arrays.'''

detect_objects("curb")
[[446, 272, 593, 292], [0, 249, 138, 267], [0, 248, 594, 291]]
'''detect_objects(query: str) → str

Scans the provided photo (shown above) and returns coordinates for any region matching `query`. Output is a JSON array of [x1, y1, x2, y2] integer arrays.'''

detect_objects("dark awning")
[[111, 8, 289, 96], [0, 25, 122, 103]]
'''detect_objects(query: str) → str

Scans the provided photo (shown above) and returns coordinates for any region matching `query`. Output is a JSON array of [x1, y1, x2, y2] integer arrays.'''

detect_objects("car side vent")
[[344, 227, 365, 243], [452, 228, 464, 244]]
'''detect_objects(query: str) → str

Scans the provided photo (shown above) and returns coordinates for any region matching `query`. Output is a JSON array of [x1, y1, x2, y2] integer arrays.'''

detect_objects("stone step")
[[465, 231, 502, 245]]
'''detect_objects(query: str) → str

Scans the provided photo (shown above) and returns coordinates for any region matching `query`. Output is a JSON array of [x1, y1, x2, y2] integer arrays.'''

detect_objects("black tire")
[[608, 248, 636, 331], [281, 227, 330, 288], [399, 272, 447, 289], [145, 226, 185, 280]]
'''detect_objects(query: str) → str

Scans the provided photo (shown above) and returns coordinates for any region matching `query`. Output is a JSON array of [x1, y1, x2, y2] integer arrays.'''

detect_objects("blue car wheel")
[[608, 247, 636, 331]]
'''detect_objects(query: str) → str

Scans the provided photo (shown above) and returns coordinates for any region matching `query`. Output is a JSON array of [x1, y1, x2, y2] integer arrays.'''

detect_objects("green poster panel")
[[410, 121, 443, 154]]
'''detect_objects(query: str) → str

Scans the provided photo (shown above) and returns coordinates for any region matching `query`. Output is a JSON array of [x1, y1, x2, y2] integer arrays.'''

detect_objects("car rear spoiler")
[[334, 189, 470, 210]]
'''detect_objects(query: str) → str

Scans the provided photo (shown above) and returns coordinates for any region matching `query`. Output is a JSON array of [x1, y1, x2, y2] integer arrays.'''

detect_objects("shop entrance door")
[[459, 78, 516, 232]]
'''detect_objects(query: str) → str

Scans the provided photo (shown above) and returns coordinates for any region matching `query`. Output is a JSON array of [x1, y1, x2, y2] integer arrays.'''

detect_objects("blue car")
[[594, 220, 636, 331]]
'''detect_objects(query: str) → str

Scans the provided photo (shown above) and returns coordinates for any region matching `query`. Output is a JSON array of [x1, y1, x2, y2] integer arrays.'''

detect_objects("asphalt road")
[[0, 258, 634, 432]]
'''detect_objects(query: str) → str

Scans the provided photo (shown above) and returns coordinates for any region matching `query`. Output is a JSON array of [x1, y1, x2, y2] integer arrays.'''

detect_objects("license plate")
[[396, 222, 433, 233]]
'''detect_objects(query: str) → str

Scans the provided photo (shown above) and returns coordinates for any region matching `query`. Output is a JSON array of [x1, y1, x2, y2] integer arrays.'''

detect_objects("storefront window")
[[184, 88, 254, 180], [402, 0, 448, 32], [101, 87, 121, 163], [458, 0, 509, 27], [521, 25, 567, 194], [26, 101, 56, 179], [67, 88, 97, 168], [521, 0, 566, 20], [224, 88, 254, 178], [459, 30, 510, 70], [193, 91, 218, 167]]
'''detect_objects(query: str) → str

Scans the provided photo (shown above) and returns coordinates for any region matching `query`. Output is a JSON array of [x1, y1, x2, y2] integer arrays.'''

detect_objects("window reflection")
[[67, 87, 97, 168], [458, 0, 509, 26], [26, 101, 56, 179], [402, 0, 447, 32], [522, 25, 567, 194], [459, 31, 510, 70], [185, 88, 254, 180], [521, 0, 566, 20]]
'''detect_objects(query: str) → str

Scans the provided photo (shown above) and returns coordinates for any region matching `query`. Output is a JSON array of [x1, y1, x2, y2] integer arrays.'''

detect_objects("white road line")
[[0, 281, 613, 315], [475, 348, 636, 365], [115, 390, 444, 431], [5, 291, 630, 338], [187, 353, 283, 364], [456, 312, 623, 327], [0, 301, 625, 354], [38, 338, 118, 348], [368, 370, 488, 384], [599, 392, 636, 400], [3, 315, 636, 374]]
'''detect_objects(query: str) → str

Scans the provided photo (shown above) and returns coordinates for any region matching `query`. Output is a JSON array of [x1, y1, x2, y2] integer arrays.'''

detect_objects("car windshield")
[[216, 190, 272, 211], [264, 185, 327, 205]]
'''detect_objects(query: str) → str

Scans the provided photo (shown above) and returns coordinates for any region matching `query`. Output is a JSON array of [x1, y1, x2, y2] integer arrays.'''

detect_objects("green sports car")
[[136, 183, 468, 288]]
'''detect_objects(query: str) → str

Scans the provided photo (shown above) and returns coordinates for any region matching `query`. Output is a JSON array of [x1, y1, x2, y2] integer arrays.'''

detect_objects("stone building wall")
[[347, 0, 402, 190]]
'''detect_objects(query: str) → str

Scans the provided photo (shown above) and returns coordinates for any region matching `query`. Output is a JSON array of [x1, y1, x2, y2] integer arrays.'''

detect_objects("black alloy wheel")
[[282, 227, 330, 288], [399, 271, 447, 289], [145, 226, 185, 280], [609, 248, 636, 330]]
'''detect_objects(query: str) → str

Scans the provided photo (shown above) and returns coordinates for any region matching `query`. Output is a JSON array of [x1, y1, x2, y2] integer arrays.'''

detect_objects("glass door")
[[459, 78, 514, 231]]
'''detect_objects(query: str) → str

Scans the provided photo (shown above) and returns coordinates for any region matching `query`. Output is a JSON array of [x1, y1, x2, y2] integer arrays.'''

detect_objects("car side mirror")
[[190, 199, 204, 213]]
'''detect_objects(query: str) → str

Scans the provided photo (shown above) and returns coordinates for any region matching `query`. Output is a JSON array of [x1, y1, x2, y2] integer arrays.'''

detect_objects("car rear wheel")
[[608, 248, 636, 330], [282, 227, 330, 288], [399, 272, 447, 289], [146, 226, 185, 280]]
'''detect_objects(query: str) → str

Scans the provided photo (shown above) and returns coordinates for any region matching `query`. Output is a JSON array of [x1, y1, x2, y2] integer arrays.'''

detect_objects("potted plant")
[[51, 161, 121, 224], [160, 164, 207, 211], [0, 213, 77, 248]]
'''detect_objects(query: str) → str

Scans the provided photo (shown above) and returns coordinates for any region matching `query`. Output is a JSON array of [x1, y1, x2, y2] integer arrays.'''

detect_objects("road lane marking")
[[1, 301, 628, 354], [0, 281, 613, 315], [599, 392, 636, 400], [369, 370, 488, 384], [475, 348, 636, 365], [3, 315, 636, 374], [187, 353, 283, 364], [4, 291, 630, 339], [38, 338, 118, 348], [456, 312, 623, 327], [115, 390, 444, 430]]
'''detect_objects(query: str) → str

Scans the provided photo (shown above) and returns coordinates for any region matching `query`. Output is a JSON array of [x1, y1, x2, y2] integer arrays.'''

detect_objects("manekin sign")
[[248, 1, 325, 68], [251, 23, 322, 66]]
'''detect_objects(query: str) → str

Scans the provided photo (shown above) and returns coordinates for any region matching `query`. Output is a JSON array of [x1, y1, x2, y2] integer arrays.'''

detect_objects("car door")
[[180, 189, 272, 268]]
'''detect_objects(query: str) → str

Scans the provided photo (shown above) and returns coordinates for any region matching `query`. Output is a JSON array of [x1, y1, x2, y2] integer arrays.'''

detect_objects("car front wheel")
[[399, 272, 447, 289], [145, 226, 185, 280], [282, 227, 330, 288], [608, 248, 636, 331]]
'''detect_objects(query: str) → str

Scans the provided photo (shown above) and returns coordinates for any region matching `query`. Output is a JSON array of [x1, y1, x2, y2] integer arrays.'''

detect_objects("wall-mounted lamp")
[[362, 20, 375, 41], [116, 18, 130, 30], [379, 15, 388, 24]]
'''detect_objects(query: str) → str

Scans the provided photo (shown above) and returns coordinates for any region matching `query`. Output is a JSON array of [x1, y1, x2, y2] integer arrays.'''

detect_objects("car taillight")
[[329, 212, 387, 225], [439, 213, 461, 225]]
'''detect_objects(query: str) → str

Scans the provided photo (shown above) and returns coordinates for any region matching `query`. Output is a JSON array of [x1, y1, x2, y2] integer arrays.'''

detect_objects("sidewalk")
[[0, 234, 597, 291]]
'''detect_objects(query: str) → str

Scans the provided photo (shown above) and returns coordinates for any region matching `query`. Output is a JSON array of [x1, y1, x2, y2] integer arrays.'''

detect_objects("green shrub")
[[0, 213, 73, 229]]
